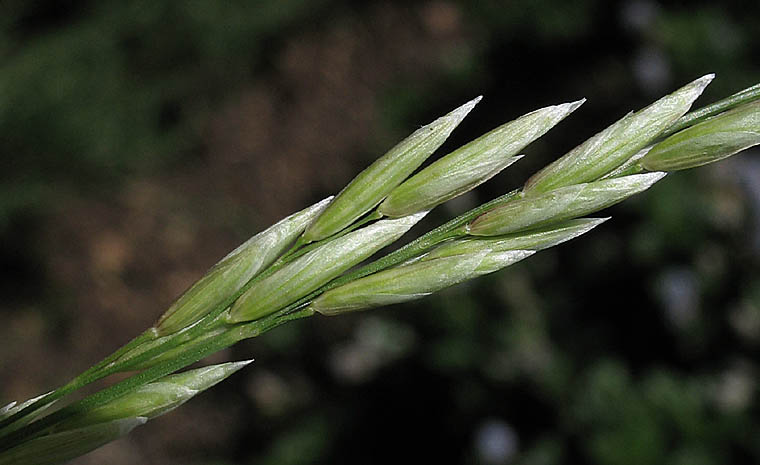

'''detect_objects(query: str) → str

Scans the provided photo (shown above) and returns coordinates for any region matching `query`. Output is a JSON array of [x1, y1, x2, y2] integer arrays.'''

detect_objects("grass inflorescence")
[[2, 74, 760, 463]]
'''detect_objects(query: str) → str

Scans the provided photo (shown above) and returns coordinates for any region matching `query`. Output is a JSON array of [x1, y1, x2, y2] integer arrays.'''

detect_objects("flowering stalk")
[[2, 75, 760, 463]]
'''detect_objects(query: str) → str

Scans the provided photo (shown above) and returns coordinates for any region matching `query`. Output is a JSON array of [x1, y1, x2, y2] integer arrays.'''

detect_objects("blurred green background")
[[2, 1, 759, 464]]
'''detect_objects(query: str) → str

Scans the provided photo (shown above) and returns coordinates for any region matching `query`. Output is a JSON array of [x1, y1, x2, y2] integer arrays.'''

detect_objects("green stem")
[[1, 276, 264, 436], [0, 309, 312, 452], [0, 330, 155, 434], [0, 334, 229, 450]]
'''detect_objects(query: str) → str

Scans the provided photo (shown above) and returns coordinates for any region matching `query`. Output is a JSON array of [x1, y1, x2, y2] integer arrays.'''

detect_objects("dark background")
[[2, 1, 759, 464]]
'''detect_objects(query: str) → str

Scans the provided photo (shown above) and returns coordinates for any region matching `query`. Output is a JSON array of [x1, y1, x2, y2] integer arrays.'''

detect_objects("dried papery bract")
[[154, 197, 332, 336], [641, 100, 760, 171], [378, 100, 585, 217], [226, 212, 428, 323], [524, 74, 713, 193], [301, 96, 481, 243], [468, 173, 665, 236]]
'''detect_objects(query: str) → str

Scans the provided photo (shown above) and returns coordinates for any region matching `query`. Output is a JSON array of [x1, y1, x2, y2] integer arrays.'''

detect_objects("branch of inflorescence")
[[2, 77, 759, 452]]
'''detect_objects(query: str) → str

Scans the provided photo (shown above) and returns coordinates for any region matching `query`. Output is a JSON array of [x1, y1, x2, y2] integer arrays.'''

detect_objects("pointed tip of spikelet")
[[448, 95, 483, 122]]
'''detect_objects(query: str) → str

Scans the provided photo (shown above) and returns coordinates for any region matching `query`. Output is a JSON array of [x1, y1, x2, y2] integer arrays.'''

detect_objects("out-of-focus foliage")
[[2, 1, 759, 464], [1, 0, 331, 226]]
